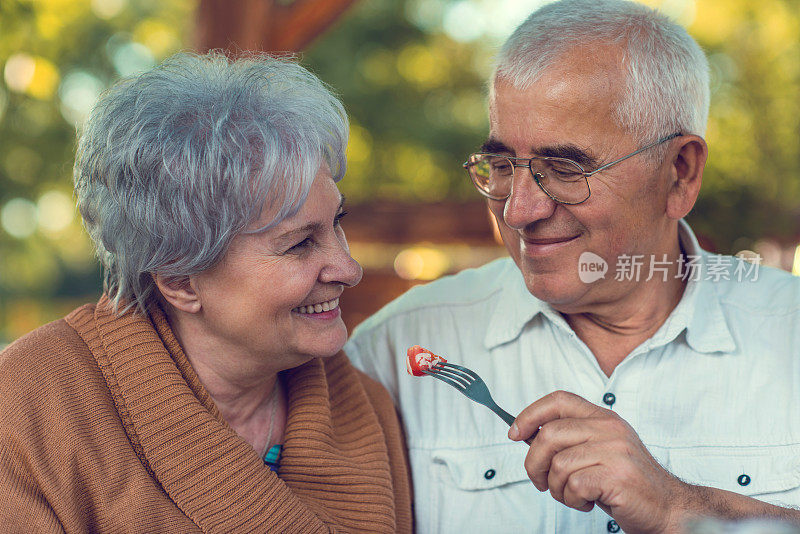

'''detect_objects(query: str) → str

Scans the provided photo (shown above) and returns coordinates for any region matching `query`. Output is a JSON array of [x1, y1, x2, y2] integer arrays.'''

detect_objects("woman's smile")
[[292, 297, 340, 317]]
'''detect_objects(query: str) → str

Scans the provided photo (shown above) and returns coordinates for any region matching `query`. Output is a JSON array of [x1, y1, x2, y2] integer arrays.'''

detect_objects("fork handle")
[[487, 402, 536, 446]]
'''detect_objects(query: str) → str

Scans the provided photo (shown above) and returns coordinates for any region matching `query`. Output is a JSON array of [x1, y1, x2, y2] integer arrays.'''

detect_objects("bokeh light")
[[407, 0, 563, 44], [404, 0, 445, 32], [4, 53, 36, 93], [347, 124, 373, 164], [4, 54, 60, 100], [394, 246, 452, 280], [397, 44, 447, 87], [91, 0, 128, 20], [442, 2, 485, 43], [37, 190, 75, 235], [59, 71, 105, 126], [107, 34, 156, 77], [133, 19, 181, 57], [113, 42, 156, 76], [1, 199, 38, 239]]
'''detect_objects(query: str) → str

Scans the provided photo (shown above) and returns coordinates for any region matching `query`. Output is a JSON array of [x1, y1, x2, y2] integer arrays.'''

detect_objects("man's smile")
[[522, 235, 581, 245], [519, 232, 582, 257]]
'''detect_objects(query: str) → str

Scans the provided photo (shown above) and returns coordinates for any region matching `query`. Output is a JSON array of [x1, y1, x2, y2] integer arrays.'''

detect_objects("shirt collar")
[[484, 260, 570, 349], [484, 220, 736, 354], [666, 220, 737, 354]]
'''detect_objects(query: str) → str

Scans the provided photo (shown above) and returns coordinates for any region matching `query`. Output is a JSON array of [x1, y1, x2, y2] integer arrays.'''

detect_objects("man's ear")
[[152, 273, 201, 314], [665, 135, 707, 220]]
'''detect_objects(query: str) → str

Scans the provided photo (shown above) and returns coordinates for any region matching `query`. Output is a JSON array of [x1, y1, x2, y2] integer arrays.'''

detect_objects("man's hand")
[[510, 390, 691, 534]]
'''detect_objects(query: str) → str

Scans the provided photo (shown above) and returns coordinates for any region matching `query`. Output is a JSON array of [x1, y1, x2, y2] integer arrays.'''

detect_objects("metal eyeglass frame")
[[462, 131, 682, 205]]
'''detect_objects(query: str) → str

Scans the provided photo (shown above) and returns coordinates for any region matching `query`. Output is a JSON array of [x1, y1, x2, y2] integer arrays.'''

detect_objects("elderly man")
[[346, 0, 800, 532]]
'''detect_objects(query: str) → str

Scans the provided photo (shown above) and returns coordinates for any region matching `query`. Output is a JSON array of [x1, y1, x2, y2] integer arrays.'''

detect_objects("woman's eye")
[[285, 211, 347, 254], [287, 237, 313, 253]]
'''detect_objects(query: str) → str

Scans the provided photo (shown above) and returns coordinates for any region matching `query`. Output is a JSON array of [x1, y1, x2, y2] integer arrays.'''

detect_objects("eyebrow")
[[480, 138, 513, 154], [480, 137, 599, 168], [275, 194, 346, 242]]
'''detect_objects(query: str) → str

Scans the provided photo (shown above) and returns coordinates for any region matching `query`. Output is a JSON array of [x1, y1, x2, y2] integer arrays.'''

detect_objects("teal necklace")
[[261, 383, 282, 472]]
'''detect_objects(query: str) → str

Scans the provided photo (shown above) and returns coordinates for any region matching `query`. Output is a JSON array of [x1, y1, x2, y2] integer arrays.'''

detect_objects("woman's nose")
[[320, 233, 363, 287]]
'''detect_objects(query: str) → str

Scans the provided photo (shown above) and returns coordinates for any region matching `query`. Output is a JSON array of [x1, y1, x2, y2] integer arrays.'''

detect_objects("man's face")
[[487, 45, 676, 311]]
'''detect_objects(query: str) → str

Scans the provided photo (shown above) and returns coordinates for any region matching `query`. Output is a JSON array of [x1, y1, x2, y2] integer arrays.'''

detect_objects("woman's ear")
[[665, 135, 707, 220], [151, 273, 201, 314]]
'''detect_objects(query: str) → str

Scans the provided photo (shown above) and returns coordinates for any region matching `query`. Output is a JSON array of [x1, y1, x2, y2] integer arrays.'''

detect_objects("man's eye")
[[488, 159, 513, 175], [334, 210, 348, 227]]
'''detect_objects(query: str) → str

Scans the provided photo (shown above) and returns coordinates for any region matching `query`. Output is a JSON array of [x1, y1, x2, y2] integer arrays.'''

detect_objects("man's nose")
[[503, 166, 558, 229]]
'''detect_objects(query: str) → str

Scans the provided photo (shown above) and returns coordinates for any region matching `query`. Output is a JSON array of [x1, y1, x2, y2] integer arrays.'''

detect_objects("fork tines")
[[422, 368, 465, 390], [439, 362, 479, 379], [423, 362, 475, 390]]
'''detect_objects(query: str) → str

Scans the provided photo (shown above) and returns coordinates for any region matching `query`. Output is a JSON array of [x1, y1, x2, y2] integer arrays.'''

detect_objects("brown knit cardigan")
[[0, 297, 412, 533]]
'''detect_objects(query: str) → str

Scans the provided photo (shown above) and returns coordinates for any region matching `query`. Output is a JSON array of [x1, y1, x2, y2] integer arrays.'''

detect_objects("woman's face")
[[191, 166, 362, 369]]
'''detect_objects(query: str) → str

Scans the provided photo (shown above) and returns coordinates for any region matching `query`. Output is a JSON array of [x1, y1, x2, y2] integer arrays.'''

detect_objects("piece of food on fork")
[[406, 345, 447, 376], [405, 344, 536, 445]]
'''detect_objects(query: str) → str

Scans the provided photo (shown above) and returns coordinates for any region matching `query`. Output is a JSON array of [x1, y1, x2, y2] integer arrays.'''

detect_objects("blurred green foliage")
[[0, 0, 799, 343], [304, 1, 492, 203], [306, 0, 800, 253], [687, 0, 800, 252], [0, 0, 195, 341]]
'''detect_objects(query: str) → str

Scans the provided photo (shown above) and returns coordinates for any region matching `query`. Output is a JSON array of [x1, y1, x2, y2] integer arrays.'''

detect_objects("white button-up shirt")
[[345, 221, 800, 533]]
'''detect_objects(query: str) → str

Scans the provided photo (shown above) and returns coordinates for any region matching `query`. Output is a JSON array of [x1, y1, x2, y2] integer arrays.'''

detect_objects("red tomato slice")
[[406, 345, 447, 376]]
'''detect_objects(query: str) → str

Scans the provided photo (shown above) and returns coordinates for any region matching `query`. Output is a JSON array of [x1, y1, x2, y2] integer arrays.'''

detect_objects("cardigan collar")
[[67, 296, 397, 532]]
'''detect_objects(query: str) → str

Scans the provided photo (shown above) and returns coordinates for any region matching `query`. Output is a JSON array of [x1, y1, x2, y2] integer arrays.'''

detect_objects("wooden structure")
[[195, 0, 359, 53]]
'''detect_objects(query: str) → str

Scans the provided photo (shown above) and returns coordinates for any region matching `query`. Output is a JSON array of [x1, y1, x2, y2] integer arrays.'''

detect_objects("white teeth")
[[293, 298, 339, 315]]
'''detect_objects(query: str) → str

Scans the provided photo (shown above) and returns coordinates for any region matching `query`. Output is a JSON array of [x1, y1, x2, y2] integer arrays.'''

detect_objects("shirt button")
[[602, 392, 616, 407], [737, 474, 751, 486], [484, 469, 496, 480], [607, 519, 620, 532]]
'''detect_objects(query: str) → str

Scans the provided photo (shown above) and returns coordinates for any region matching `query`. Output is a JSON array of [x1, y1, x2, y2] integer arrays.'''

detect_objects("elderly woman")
[[0, 52, 412, 532]]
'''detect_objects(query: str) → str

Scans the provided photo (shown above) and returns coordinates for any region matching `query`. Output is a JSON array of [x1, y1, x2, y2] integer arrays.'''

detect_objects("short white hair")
[[74, 51, 349, 313], [494, 0, 710, 146]]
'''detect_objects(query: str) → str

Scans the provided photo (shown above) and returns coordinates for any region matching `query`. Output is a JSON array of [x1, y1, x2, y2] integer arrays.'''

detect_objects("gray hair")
[[495, 0, 710, 153], [73, 51, 349, 313]]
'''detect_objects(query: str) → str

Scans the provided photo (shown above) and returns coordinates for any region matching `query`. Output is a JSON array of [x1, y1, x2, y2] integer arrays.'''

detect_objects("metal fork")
[[424, 362, 535, 445]]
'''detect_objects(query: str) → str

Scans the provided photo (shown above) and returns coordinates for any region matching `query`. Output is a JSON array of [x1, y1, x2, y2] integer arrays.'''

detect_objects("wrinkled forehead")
[[488, 44, 628, 149], [490, 41, 625, 105]]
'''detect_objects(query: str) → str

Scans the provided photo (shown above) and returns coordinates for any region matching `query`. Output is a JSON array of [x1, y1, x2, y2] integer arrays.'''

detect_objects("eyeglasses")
[[462, 132, 681, 205]]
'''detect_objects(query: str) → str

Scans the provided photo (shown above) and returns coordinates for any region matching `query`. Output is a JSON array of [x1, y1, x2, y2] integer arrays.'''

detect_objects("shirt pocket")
[[666, 445, 800, 504], [432, 445, 529, 490], [424, 445, 552, 533]]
